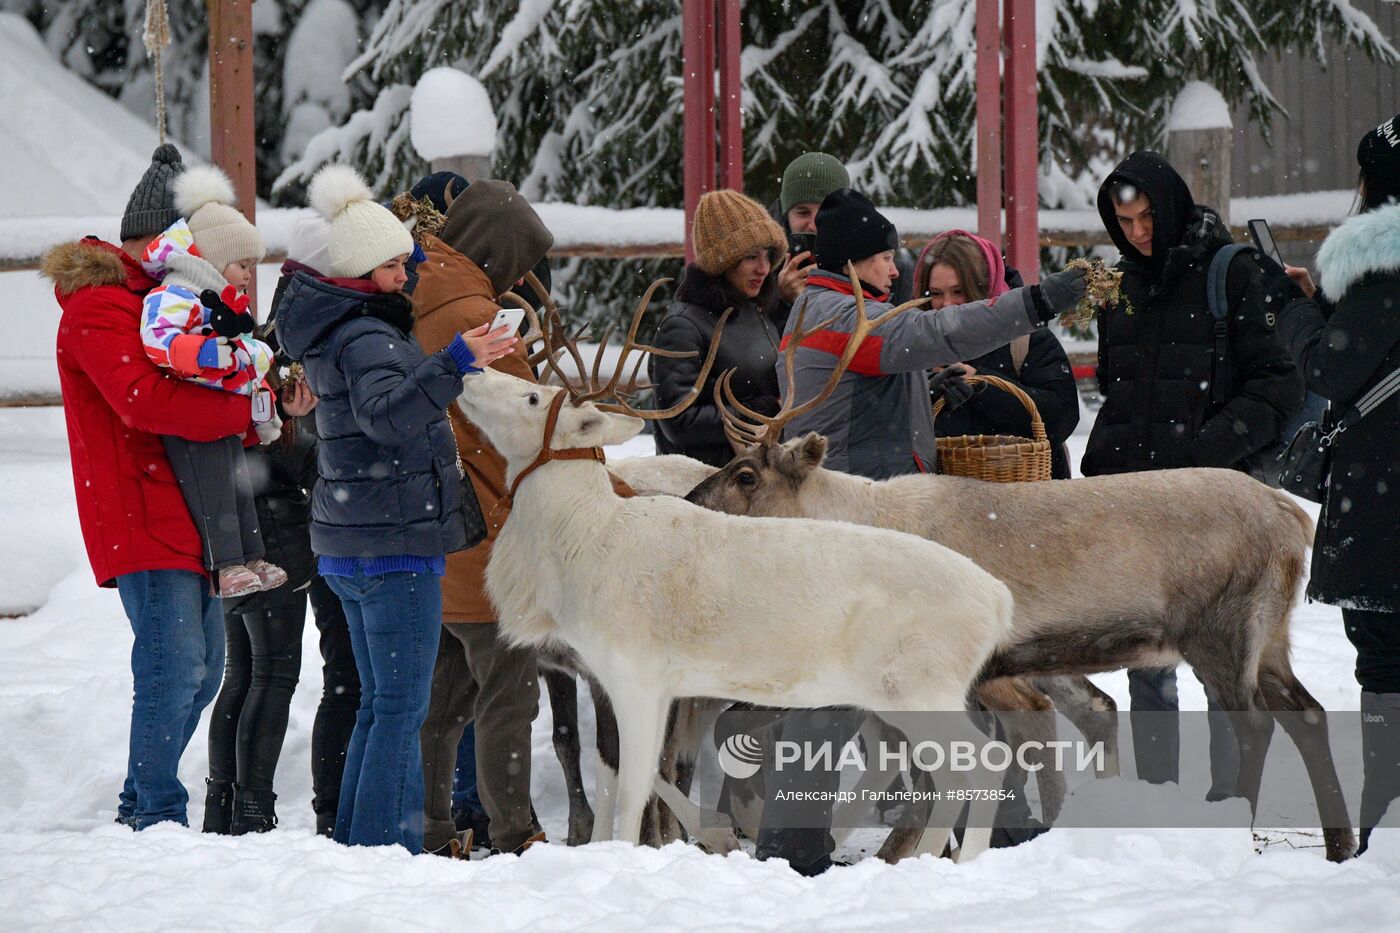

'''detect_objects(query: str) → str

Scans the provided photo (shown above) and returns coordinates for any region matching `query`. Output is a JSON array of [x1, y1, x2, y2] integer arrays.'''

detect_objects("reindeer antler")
[[718, 263, 930, 452], [523, 275, 731, 421]]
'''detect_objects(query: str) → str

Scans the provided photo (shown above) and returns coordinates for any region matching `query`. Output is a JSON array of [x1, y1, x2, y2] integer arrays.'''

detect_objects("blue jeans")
[[1128, 666, 1252, 799], [326, 569, 441, 851], [115, 570, 225, 829], [452, 723, 482, 813]]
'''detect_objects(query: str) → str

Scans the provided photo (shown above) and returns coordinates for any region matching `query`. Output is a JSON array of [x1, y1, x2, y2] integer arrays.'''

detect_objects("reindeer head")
[[456, 368, 642, 470], [685, 433, 828, 515], [687, 264, 926, 516]]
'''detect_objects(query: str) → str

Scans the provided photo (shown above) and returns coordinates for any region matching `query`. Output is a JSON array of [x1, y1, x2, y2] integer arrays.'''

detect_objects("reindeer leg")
[[613, 694, 670, 845], [589, 676, 620, 843], [1257, 671, 1357, 862], [1035, 675, 1121, 778], [542, 667, 594, 846], [650, 774, 741, 853]]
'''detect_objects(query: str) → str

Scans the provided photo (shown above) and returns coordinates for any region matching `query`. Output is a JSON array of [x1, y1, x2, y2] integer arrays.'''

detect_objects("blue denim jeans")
[[1128, 666, 1256, 799], [452, 722, 482, 813], [114, 570, 225, 829], [326, 568, 441, 851]]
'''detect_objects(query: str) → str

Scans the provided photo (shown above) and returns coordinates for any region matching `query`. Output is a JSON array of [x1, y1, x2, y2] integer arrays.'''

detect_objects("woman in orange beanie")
[[649, 189, 789, 466]]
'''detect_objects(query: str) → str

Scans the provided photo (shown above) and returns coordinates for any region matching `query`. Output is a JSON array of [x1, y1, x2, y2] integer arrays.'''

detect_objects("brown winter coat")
[[412, 235, 537, 622]]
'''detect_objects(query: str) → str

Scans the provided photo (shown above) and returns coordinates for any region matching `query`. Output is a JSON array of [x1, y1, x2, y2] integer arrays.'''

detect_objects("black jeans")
[[208, 584, 304, 791], [1344, 609, 1400, 694], [309, 576, 360, 832]]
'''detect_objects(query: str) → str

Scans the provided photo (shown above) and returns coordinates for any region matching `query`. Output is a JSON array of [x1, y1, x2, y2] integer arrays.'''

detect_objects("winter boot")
[[426, 829, 474, 859], [1358, 692, 1400, 856], [229, 785, 278, 835], [452, 805, 491, 851], [201, 779, 234, 835]]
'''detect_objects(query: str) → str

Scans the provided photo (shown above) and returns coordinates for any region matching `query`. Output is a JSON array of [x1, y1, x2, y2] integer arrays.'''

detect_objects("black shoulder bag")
[[1275, 365, 1400, 502]]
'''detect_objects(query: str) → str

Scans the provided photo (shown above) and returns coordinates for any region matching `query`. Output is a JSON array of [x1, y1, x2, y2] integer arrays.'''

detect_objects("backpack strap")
[[1205, 244, 1251, 407]]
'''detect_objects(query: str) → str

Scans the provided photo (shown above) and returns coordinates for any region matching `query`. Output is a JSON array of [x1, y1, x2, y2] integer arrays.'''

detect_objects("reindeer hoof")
[[1324, 827, 1358, 863], [567, 818, 594, 847], [694, 827, 742, 855]]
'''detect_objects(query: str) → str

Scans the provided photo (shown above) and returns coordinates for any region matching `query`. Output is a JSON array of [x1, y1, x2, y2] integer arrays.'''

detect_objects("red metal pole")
[[207, 0, 258, 302], [682, 0, 717, 264], [975, 0, 1002, 247], [1002, 0, 1040, 282], [717, 0, 743, 192]]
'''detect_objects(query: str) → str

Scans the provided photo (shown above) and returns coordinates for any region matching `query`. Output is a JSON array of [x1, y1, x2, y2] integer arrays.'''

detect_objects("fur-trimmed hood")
[[1318, 202, 1400, 299], [40, 238, 150, 296]]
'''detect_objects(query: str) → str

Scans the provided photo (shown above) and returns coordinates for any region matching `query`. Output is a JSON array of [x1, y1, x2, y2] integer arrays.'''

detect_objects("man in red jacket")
[[42, 144, 253, 829]]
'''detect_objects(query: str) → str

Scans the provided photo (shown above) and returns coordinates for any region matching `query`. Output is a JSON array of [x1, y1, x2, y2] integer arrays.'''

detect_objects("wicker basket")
[[931, 374, 1052, 482]]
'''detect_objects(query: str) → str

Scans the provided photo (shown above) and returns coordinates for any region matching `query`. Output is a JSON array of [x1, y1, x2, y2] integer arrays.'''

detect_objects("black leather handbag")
[[1273, 365, 1400, 503]]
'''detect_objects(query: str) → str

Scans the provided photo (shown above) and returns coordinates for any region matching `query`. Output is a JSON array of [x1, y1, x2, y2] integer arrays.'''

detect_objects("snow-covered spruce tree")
[[277, 0, 1396, 327]]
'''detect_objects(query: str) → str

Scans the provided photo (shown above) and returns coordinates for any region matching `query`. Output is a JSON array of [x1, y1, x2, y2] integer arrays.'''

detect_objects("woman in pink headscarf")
[[913, 230, 1081, 477]]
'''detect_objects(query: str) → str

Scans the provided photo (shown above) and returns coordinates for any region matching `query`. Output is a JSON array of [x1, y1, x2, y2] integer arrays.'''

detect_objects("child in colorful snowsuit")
[[140, 165, 285, 598]]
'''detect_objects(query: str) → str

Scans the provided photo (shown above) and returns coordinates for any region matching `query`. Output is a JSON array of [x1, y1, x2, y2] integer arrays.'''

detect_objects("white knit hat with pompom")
[[175, 165, 265, 272], [308, 165, 413, 278]]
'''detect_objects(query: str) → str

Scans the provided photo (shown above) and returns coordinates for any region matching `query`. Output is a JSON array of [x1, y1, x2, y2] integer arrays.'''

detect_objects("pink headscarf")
[[912, 229, 1009, 303]]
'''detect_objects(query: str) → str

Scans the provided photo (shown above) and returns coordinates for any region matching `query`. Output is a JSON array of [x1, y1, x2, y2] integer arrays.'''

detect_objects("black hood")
[[1097, 150, 1197, 270]]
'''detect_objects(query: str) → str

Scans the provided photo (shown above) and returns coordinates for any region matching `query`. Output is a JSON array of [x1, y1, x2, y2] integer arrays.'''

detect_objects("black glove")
[[929, 365, 974, 411], [1030, 266, 1088, 322], [201, 289, 255, 338]]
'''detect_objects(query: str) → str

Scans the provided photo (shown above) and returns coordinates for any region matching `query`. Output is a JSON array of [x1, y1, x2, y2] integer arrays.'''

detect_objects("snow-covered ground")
[[1, 407, 1395, 930]]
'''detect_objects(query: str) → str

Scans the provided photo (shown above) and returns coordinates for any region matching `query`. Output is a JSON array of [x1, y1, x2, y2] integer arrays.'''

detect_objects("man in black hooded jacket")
[[1084, 151, 1304, 793]]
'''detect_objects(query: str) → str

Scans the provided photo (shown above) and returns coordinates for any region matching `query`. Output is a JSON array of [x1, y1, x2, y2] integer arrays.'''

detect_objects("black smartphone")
[[1247, 219, 1283, 267], [788, 231, 817, 261]]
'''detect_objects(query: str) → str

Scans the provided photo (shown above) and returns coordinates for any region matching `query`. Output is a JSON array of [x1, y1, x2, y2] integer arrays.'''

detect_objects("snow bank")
[[0, 15, 172, 217], [1168, 81, 1233, 132], [411, 67, 498, 160]]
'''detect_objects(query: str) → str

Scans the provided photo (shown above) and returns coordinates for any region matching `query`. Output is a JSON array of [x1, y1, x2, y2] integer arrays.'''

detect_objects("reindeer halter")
[[496, 391, 606, 518]]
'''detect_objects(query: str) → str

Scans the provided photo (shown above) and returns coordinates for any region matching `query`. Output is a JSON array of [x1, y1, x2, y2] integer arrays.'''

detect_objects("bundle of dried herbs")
[[1058, 258, 1129, 327]]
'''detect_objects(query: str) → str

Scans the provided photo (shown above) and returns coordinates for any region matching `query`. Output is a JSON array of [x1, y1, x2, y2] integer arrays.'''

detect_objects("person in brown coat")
[[409, 179, 554, 857]]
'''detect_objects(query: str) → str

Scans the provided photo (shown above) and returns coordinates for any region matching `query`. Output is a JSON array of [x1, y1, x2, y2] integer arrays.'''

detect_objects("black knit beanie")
[[814, 188, 899, 273], [121, 144, 185, 242], [410, 171, 470, 215], [1358, 112, 1400, 206]]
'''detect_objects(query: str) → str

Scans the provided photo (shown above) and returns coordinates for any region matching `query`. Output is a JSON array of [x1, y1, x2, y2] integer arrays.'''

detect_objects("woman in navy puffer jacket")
[[276, 166, 516, 852]]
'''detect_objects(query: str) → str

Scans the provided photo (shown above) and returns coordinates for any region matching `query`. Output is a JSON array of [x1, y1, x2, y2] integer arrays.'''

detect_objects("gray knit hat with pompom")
[[121, 144, 186, 242]]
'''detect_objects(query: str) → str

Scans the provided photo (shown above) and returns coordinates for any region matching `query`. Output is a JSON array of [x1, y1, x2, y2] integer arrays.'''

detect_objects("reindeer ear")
[[566, 406, 643, 447], [776, 432, 826, 478]]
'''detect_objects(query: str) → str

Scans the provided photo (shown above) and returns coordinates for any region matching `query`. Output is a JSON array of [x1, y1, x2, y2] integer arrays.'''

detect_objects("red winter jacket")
[[44, 238, 253, 587]]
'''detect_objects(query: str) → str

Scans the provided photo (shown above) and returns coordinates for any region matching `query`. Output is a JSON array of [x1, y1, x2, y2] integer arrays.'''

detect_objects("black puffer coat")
[[1082, 151, 1304, 476], [274, 273, 484, 560], [650, 265, 786, 467], [1275, 202, 1400, 612]]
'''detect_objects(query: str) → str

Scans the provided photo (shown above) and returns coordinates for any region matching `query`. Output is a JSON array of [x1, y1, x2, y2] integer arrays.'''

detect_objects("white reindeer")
[[456, 362, 1021, 862]]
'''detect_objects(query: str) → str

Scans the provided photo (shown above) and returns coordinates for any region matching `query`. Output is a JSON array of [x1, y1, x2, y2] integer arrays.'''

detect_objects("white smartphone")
[[491, 306, 526, 335]]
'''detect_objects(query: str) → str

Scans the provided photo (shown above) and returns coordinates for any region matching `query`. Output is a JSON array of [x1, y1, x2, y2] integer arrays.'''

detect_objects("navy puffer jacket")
[[274, 272, 484, 560]]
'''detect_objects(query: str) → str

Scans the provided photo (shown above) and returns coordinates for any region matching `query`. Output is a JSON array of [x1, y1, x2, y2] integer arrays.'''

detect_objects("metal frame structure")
[[204, 0, 1039, 275]]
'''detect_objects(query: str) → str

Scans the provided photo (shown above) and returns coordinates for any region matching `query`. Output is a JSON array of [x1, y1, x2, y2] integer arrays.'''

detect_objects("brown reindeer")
[[681, 272, 1355, 862]]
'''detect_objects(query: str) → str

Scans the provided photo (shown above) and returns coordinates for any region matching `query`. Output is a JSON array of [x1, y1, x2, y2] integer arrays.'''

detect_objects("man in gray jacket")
[[779, 188, 1086, 479]]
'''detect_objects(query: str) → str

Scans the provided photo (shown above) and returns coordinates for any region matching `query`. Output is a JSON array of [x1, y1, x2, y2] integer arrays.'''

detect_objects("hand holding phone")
[[788, 232, 818, 265]]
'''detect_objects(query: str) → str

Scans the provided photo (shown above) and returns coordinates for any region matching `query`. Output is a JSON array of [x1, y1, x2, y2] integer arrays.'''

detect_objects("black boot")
[[1358, 692, 1400, 856], [201, 779, 234, 835], [230, 785, 278, 835]]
